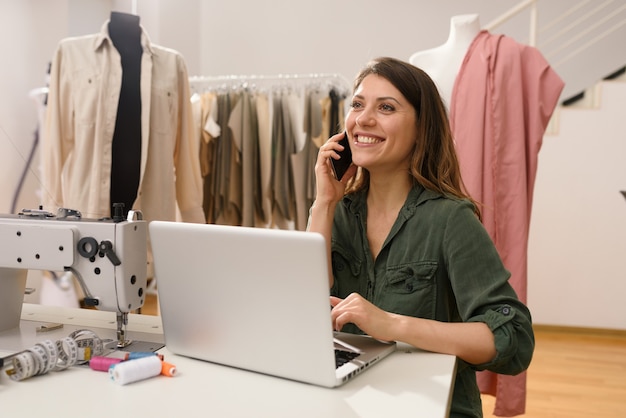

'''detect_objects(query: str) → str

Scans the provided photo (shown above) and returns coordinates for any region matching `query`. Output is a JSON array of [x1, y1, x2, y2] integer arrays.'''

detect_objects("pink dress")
[[450, 30, 564, 416]]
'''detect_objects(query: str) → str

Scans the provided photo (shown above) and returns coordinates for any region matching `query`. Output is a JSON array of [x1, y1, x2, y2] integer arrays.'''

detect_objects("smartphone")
[[330, 132, 352, 180]]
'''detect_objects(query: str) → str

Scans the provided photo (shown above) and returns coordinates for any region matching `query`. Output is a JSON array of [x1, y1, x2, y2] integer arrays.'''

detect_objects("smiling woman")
[[346, 75, 417, 182], [308, 57, 534, 418]]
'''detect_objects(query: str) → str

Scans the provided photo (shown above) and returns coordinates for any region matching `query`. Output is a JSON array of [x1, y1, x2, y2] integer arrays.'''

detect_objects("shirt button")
[[502, 306, 511, 315]]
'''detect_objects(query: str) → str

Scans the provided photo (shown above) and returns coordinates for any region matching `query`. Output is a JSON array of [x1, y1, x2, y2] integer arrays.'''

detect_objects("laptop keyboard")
[[335, 349, 360, 368]]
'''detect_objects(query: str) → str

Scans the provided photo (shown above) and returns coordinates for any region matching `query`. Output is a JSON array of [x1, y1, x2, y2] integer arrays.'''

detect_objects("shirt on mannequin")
[[42, 18, 205, 224], [409, 14, 481, 107]]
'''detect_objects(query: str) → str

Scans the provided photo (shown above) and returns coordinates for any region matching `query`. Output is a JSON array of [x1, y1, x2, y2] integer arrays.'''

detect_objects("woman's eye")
[[380, 103, 395, 112], [349, 101, 363, 109]]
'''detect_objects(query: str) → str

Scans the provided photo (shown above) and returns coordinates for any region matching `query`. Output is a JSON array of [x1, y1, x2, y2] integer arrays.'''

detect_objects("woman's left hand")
[[330, 293, 397, 342]]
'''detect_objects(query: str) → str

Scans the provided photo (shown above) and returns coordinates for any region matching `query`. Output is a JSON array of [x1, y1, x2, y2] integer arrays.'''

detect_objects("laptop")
[[148, 221, 396, 388]]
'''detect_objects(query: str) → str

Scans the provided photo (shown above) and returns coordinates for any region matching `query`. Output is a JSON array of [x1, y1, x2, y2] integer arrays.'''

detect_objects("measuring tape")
[[4, 329, 104, 381]]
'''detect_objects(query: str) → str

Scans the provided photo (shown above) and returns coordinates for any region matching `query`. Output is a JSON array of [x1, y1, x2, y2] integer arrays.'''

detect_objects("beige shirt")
[[42, 21, 204, 223]]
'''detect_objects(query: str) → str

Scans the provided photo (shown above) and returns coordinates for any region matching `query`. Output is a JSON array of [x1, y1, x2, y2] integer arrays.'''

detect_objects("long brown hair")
[[345, 57, 481, 218]]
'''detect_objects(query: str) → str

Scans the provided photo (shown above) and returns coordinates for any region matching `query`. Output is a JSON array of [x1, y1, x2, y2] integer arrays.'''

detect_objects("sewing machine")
[[0, 207, 147, 348]]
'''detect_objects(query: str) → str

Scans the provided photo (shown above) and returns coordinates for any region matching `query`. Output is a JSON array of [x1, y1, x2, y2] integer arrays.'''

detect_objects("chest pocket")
[[331, 247, 363, 298], [381, 261, 437, 318], [150, 85, 177, 135], [73, 71, 102, 125]]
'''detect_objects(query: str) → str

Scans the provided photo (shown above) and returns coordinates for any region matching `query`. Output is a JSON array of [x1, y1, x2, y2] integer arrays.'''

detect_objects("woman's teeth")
[[357, 136, 382, 144]]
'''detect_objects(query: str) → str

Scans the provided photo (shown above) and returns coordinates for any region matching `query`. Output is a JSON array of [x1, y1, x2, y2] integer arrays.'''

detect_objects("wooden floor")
[[481, 326, 626, 417], [142, 295, 626, 417], [142, 292, 159, 316]]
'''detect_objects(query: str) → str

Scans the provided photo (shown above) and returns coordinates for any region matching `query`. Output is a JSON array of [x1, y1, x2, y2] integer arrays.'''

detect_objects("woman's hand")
[[309, 132, 357, 288], [330, 293, 397, 342], [314, 132, 357, 205], [331, 293, 498, 365]]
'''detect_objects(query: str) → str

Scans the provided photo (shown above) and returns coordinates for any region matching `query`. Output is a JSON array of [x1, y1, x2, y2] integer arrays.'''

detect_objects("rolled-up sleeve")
[[469, 304, 534, 375], [444, 201, 535, 375]]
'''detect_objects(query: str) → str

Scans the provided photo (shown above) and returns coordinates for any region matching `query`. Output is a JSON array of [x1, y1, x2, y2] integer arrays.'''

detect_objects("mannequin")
[[108, 11, 143, 218], [42, 12, 204, 223], [409, 14, 481, 106]]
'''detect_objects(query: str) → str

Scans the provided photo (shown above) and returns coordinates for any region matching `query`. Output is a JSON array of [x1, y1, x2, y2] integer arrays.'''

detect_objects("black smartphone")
[[330, 132, 352, 180]]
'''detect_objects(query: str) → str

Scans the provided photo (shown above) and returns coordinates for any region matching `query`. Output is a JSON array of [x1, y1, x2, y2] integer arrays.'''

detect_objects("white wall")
[[0, 0, 528, 217], [1, 0, 624, 329], [0, 1, 66, 215], [529, 80, 626, 330], [192, 0, 522, 81]]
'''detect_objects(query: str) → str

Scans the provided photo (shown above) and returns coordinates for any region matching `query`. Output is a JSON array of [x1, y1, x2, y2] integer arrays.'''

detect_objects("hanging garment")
[[450, 30, 564, 417], [192, 91, 220, 223], [215, 92, 243, 226], [255, 92, 273, 227], [42, 20, 204, 223], [228, 91, 261, 227], [192, 75, 349, 230], [271, 91, 297, 228], [284, 88, 309, 231]]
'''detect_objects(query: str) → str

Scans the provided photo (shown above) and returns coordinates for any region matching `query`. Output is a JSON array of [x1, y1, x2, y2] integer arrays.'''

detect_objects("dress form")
[[409, 14, 481, 106], [108, 11, 143, 218]]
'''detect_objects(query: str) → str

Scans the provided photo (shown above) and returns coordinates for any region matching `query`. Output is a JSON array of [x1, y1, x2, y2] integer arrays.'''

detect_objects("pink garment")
[[450, 31, 564, 417]]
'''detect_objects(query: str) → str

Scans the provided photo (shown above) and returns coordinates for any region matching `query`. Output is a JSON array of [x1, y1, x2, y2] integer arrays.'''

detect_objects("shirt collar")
[[343, 183, 443, 217], [92, 19, 155, 56]]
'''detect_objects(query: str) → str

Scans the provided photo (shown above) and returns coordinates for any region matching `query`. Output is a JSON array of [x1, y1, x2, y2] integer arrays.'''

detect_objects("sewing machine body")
[[0, 209, 147, 341]]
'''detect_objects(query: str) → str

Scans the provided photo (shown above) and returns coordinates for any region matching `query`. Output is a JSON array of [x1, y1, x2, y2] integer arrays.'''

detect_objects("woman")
[[308, 57, 534, 417]]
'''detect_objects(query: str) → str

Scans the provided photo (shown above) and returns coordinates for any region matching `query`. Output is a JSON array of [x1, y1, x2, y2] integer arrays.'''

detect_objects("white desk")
[[0, 304, 456, 418]]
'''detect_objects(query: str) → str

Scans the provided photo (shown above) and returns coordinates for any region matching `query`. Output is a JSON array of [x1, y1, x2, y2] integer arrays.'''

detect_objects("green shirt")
[[330, 185, 534, 418]]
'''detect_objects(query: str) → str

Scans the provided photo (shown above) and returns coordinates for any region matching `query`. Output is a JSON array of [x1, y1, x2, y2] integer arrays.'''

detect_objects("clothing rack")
[[188, 72, 350, 231], [188, 72, 351, 95]]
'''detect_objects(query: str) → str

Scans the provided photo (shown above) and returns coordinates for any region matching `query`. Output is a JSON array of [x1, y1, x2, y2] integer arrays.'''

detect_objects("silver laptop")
[[149, 221, 396, 388]]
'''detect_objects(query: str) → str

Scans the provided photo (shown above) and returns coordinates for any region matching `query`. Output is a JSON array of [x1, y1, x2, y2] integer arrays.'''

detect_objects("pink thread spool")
[[89, 356, 122, 372]]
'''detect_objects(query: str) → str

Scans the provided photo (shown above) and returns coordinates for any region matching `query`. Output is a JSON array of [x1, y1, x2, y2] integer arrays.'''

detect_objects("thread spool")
[[89, 356, 122, 372], [124, 352, 164, 361], [161, 361, 177, 377], [109, 355, 162, 385]]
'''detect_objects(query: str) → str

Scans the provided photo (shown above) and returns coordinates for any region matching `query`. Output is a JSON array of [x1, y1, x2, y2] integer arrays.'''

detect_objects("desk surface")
[[0, 304, 456, 418]]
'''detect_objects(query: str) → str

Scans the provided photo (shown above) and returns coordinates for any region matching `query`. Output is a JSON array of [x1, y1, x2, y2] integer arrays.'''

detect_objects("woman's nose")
[[356, 108, 375, 126]]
